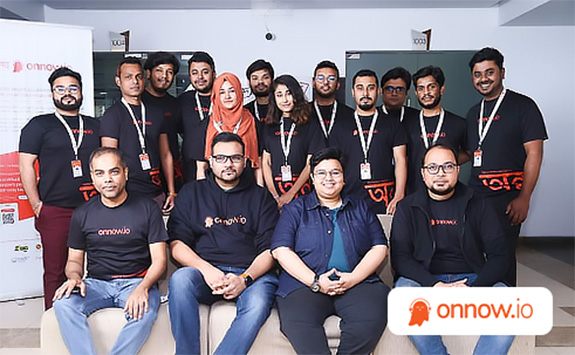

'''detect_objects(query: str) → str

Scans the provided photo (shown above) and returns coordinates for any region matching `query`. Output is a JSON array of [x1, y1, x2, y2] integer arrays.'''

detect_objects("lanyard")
[[419, 108, 445, 149], [254, 102, 263, 121], [213, 117, 242, 134], [353, 110, 379, 163], [121, 98, 147, 153], [478, 88, 507, 148], [382, 105, 405, 122], [195, 91, 213, 121], [55, 112, 84, 159], [313, 100, 337, 138], [280, 118, 296, 164]]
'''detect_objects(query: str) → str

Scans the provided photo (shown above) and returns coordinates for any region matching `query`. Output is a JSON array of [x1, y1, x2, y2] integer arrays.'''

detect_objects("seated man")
[[168, 132, 279, 355], [53, 147, 168, 355], [390, 143, 515, 355]]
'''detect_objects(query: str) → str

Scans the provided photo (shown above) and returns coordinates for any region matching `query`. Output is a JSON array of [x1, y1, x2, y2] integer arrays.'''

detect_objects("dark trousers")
[[276, 282, 389, 355], [487, 192, 522, 286], [35, 205, 74, 309]]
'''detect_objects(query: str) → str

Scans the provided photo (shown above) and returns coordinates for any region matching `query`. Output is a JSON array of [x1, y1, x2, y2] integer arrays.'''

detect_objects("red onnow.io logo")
[[388, 288, 553, 335]]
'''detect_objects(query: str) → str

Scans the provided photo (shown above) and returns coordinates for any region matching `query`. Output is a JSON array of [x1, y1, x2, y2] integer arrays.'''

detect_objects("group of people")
[[18, 45, 547, 355]]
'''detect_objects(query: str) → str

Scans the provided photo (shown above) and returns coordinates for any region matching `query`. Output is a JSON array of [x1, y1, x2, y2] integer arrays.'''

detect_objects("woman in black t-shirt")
[[262, 75, 325, 210]]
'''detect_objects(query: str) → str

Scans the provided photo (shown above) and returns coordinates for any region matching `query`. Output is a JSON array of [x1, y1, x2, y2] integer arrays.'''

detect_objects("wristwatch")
[[240, 273, 254, 287], [309, 274, 320, 293]]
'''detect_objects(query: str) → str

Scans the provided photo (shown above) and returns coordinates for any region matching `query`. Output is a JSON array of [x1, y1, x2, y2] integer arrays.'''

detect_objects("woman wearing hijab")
[[261, 74, 325, 210]]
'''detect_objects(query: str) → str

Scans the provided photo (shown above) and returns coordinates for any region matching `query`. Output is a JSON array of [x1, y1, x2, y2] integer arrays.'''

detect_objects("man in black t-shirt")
[[100, 57, 176, 213], [310, 60, 355, 143], [466, 47, 548, 286], [168, 133, 279, 354], [176, 51, 216, 182], [403, 66, 467, 195], [379, 66, 419, 123], [142, 51, 184, 192], [391, 144, 514, 354], [19, 67, 100, 309], [328, 69, 408, 215], [52, 147, 168, 355], [244, 59, 274, 139]]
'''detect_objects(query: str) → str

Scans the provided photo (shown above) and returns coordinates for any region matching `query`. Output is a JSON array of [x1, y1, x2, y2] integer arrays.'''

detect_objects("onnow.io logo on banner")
[[388, 287, 553, 335]]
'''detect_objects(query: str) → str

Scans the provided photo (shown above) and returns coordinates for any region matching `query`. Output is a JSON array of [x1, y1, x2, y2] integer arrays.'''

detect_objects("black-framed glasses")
[[212, 154, 244, 164], [53, 85, 80, 95], [315, 74, 337, 83], [314, 169, 343, 180], [383, 86, 406, 94], [422, 163, 458, 175]]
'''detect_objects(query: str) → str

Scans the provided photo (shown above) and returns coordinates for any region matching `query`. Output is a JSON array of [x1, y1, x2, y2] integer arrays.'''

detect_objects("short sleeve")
[[67, 208, 87, 250], [392, 118, 409, 147], [520, 97, 548, 143], [19, 118, 43, 155], [270, 201, 301, 250], [100, 106, 121, 139], [306, 122, 327, 154], [146, 201, 168, 243]]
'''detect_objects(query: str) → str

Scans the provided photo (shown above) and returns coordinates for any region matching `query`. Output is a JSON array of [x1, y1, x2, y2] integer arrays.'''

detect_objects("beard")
[[358, 102, 374, 111], [53, 95, 82, 112], [429, 183, 455, 196], [419, 95, 442, 110], [253, 89, 270, 98], [315, 89, 336, 99]]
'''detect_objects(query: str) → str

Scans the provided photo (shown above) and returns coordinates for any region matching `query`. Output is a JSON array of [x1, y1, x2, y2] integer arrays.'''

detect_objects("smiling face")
[[147, 63, 175, 93], [219, 80, 238, 110], [274, 84, 295, 116], [313, 67, 340, 99], [421, 146, 459, 200], [116, 63, 144, 99], [415, 75, 444, 110], [189, 61, 215, 94], [90, 152, 129, 206], [472, 60, 505, 100], [52, 76, 83, 112], [249, 69, 272, 98], [312, 159, 344, 203]]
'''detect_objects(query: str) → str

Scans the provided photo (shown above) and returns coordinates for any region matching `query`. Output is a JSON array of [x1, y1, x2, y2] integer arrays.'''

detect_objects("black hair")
[[413, 66, 445, 88], [144, 51, 180, 74], [421, 143, 458, 168], [89, 147, 127, 170], [469, 47, 504, 71], [48, 67, 82, 88], [310, 147, 345, 173], [267, 74, 311, 126], [352, 69, 378, 87], [188, 51, 215, 72], [313, 60, 340, 79], [246, 59, 274, 80], [116, 57, 143, 77], [211, 132, 245, 154], [380, 67, 411, 90]]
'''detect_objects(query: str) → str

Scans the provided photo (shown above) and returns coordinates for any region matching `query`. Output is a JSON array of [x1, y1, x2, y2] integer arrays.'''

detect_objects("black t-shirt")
[[177, 91, 210, 164], [244, 100, 269, 154], [328, 111, 408, 214], [310, 100, 355, 144], [68, 194, 168, 280], [383, 105, 420, 123], [262, 118, 326, 197], [19, 113, 100, 208], [100, 100, 166, 198], [466, 90, 548, 197], [427, 198, 474, 275], [403, 110, 467, 195]]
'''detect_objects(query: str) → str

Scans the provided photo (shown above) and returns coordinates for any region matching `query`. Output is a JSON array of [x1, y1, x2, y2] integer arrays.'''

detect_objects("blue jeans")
[[169, 266, 278, 355], [53, 277, 160, 355], [395, 274, 515, 355]]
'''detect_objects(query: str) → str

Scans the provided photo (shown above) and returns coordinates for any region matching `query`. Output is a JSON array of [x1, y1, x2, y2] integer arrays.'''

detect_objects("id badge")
[[360, 162, 372, 180], [139, 153, 151, 171], [473, 149, 482, 168], [71, 159, 83, 178], [281, 165, 292, 182]]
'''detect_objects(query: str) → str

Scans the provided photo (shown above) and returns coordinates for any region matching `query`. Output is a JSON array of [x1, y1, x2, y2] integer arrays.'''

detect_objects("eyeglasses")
[[383, 86, 406, 94], [211, 154, 244, 164], [315, 74, 338, 83], [53, 85, 81, 95], [422, 163, 458, 175], [314, 169, 343, 180]]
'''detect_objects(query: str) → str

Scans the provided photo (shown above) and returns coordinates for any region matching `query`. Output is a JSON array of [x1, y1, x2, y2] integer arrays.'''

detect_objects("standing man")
[[380, 66, 419, 122], [19, 67, 100, 309], [176, 51, 216, 181], [100, 57, 176, 212], [467, 47, 548, 286], [329, 69, 408, 215], [403, 66, 467, 195], [53, 147, 167, 355], [143, 51, 184, 192], [168, 133, 278, 354], [244, 59, 274, 126], [310, 60, 354, 142], [391, 144, 514, 354]]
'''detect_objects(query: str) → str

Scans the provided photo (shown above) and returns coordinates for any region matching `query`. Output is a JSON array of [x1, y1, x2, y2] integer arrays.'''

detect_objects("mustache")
[[360, 96, 373, 101]]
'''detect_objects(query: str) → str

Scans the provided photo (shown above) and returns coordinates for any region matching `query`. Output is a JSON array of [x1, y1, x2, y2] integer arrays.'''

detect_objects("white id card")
[[139, 153, 152, 170], [360, 162, 372, 180], [71, 159, 83, 178], [473, 149, 482, 168], [281, 165, 292, 182]]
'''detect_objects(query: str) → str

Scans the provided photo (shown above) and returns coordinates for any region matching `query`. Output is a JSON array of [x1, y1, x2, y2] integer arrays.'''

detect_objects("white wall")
[[44, 7, 575, 237]]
